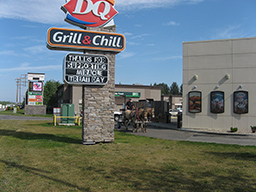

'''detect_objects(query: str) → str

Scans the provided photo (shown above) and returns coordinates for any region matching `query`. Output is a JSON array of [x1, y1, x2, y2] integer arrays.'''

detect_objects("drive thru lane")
[[117, 124, 256, 146]]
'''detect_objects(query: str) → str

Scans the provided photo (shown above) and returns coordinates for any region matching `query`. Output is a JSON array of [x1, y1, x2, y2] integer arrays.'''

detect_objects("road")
[[116, 124, 256, 146]]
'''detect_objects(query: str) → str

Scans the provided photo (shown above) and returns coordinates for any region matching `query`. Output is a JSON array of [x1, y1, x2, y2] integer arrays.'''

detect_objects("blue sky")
[[0, 0, 255, 102]]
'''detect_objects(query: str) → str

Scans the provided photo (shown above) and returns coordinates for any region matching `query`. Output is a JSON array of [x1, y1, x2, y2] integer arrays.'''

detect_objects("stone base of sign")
[[25, 105, 46, 115], [81, 25, 116, 144]]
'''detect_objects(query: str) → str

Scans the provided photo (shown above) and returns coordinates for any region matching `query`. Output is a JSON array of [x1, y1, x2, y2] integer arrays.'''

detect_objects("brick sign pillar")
[[82, 25, 116, 144]]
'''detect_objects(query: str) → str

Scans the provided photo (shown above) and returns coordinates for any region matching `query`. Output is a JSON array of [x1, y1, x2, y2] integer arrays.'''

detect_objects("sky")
[[0, 0, 255, 102]]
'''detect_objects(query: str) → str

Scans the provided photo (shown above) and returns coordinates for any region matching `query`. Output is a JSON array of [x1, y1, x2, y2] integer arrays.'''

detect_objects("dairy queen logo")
[[61, 0, 118, 28]]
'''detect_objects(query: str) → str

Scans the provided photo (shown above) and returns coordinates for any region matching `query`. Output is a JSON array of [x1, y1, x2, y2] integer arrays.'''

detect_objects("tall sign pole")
[[47, 0, 125, 144]]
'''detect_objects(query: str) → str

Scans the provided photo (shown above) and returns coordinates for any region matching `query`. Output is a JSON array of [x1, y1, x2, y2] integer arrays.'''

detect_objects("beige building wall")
[[72, 85, 83, 115], [170, 96, 183, 109], [183, 37, 256, 133]]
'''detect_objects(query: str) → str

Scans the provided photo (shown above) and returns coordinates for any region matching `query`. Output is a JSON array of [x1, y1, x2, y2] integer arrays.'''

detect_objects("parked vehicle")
[[177, 108, 183, 113], [169, 109, 179, 116]]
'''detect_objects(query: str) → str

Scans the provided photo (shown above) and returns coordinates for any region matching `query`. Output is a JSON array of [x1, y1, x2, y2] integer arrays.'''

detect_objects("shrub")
[[230, 127, 238, 132]]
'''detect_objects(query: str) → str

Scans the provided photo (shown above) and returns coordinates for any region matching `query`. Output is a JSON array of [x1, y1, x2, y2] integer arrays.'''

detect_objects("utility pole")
[[15, 74, 27, 105]]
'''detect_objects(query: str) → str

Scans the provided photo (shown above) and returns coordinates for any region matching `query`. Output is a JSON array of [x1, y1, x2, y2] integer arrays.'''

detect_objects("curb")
[[149, 123, 256, 137]]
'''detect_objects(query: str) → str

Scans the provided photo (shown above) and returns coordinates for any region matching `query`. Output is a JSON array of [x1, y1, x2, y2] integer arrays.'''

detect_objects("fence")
[[53, 115, 82, 126]]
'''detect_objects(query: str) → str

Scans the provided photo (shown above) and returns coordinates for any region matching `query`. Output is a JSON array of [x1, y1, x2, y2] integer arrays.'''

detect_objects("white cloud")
[[0, 64, 61, 73], [118, 51, 136, 59], [24, 45, 48, 54], [0, 0, 64, 24], [116, 0, 204, 10], [212, 25, 246, 40], [153, 55, 182, 61], [0, 0, 204, 24], [129, 33, 150, 40], [0, 50, 16, 55], [164, 21, 180, 26], [123, 32, 133, 36]]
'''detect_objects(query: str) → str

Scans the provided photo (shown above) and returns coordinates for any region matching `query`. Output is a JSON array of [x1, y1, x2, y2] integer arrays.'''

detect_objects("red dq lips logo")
[[61, 0, 118, 28]]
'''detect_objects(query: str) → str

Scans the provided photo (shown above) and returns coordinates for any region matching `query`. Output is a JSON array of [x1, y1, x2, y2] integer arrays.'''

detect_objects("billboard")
[[29, 82, 43, 92], [233, 91, 248, 114], [210, 91, 224, 113], [27, 73, 45, 106], [188, 91, 202, 113], [63, 53, 109, 85]]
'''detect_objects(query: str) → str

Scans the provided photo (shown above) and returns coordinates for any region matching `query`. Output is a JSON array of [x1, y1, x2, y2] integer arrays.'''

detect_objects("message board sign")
[[27, 73, 45, 106], [47, 27, 125, 52], [28, 92, 43, 105], [64, 53, 108, 85]]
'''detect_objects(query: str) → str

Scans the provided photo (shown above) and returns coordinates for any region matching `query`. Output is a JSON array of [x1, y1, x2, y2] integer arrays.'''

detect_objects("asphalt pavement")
[[116, 120, 256, 146]]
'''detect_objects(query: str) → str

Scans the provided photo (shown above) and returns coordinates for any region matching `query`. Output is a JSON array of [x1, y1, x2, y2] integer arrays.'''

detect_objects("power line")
[[15, 74, 27, 105]]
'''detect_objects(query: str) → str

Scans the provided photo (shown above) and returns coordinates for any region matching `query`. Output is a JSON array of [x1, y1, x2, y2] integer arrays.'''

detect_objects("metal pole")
[[19, 79, 21, 105], [16, 79, 19, 104], [82, 85, 85, 141]]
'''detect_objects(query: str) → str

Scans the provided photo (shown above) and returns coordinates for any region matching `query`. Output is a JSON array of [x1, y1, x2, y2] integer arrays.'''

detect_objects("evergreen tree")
[[154, 82, 170, 95], [170, 82, 180, 95], [180, 84, 183, 95]]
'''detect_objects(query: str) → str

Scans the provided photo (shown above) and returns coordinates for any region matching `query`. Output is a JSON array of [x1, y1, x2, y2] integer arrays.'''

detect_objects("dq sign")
[[61, 0, 118, 28]]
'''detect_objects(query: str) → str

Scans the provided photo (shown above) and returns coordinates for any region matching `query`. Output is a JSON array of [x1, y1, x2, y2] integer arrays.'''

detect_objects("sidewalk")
[[149, 121, 256, 137]]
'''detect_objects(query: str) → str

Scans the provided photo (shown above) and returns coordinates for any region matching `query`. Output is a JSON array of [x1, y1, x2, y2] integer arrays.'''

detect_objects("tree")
[[43, 80, 62, 112], [154, 82, 170, 95], [170, 82, 181, 95], [180, 84, 183, 95]]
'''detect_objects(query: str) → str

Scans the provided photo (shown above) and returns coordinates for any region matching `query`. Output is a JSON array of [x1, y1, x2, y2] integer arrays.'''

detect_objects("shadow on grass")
[[206, 152, 256, 161], [0, 159, 90, 191], [0, 129, 81, 144], [29, 122, 82, 129], [107, 164, 256, 192]]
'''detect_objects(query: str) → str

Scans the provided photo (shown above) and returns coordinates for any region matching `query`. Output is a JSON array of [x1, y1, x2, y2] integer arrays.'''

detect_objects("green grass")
[[0, 109, 52, 118], [0, 120, 256, 192]]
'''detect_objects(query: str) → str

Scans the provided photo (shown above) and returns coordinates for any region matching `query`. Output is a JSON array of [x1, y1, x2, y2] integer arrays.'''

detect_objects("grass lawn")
[[0, 109, 52, 118], [0, 120, 256, 192]]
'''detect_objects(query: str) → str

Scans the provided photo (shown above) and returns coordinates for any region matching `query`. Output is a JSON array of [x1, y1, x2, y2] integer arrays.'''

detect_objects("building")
[[169, 95, 183, 109], [183, 37, 256, 133], [57, 84, 162, 114], [115, 84, 161, 111], [162, 95, 183, 110]]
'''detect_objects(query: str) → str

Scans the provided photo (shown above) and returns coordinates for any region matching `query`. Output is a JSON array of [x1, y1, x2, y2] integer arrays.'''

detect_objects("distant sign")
[[29, 81, 43, 92], [28, 92, 43, 105], [64, 53, 108, 85], [47, 27, 125, 52], [115, 92, 141, 98], [27, 73, 45, 81], [27, 73, 44, 106]]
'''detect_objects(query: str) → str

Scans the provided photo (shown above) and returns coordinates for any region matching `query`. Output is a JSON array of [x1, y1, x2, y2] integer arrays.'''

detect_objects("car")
[[177, 108, 183, 113], [114, 111, 123, 122], [17, 104, 24, 109], [169, 109, 179, 116]]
